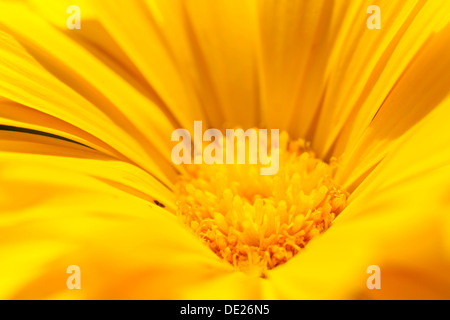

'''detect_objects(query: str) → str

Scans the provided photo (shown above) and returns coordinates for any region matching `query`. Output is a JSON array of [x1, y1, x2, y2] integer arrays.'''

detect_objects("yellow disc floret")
[[176, 131, 347, 276]]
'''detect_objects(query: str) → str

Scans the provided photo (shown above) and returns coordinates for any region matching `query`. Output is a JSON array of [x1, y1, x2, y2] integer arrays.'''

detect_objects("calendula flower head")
[[0, 0, 449, 300]]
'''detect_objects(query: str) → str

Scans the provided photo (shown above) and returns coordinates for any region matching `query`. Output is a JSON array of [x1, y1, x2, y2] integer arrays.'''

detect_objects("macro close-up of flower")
[[1, 0, 450, 300]]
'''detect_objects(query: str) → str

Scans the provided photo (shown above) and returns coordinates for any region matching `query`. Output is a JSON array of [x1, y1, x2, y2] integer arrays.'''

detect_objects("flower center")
[[175, 131, 347, 277]]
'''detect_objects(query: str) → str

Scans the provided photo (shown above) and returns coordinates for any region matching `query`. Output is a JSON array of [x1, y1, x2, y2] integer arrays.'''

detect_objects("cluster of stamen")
[[175, 131, 347, 276]]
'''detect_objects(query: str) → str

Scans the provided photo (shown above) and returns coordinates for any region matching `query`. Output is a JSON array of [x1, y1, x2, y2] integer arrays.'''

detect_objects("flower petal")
[[313, 0, 450, 157], [336, 22, 450, 189], [0, 3, 180, 186], [269, 164, 450, 299], [0, 138, 233, 299]]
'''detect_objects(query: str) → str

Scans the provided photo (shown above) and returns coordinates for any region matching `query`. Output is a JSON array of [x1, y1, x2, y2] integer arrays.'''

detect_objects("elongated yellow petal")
[[90, 0, 209, 131], [336, 23, 450, 189], [0, 3, 180, 186], [182, 0, 259, 128], [313, 0, 450, 157], [269, 164, 450, 299], [0, 139, 232, 299], [0, 131, 175, 212], [0, 98, 125, 158], [255, 0, 331, 132], [347, 95, 450, 199]]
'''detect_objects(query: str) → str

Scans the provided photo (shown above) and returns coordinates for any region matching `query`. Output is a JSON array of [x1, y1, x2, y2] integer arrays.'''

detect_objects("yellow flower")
[[1, 0, 450, 299]]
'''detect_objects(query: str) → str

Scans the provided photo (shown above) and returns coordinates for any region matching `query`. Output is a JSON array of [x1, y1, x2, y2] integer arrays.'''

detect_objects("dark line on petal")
[[153, 200, 166, 208], [0, 125, 93, 149]]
